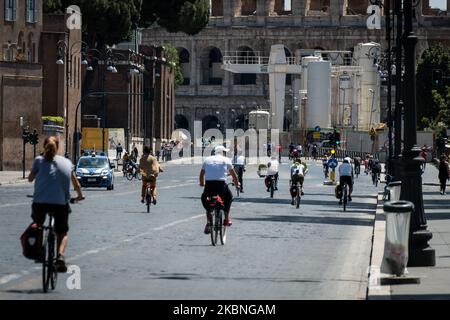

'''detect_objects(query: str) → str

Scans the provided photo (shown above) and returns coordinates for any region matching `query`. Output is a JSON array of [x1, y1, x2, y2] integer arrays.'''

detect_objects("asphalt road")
[[0, 157, 379, 299]]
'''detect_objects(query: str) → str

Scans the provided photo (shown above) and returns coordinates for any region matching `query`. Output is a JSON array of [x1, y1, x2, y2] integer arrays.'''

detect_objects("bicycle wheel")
[[48, 232, 57, 290], [214, 208, 220, 246], [210, 210, 217, 246], [375, 175, 379, 187], [343, 187, 347, 212], [146, 188, 151, 213], [126, 171, 134, 181], [296, 191, 301, 209], [270, 183, 274, 198], [42, 229, 50, 293], [219, 209, 227, 245]]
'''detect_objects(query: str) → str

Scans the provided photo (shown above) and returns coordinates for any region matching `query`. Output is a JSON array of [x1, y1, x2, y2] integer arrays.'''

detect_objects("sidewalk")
[[368, 164, 450, 300], [0, 171, 29, 186]]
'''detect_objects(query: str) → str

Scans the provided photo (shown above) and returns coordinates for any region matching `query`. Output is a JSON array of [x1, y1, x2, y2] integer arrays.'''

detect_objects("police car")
[[75, 153, 115, 190]]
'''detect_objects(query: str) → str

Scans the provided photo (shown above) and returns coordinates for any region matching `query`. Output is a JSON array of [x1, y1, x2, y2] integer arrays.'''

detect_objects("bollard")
[[381, 201, 414, 276], [388, 181, 402, 201]]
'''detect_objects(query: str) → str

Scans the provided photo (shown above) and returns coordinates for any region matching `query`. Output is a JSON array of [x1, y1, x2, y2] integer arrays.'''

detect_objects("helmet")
[[344, 157, 351, 163]]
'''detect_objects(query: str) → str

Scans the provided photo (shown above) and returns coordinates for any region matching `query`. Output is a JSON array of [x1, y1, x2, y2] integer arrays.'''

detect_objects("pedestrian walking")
[[116, 143, 123, 160], [438, 154, 449, 195]]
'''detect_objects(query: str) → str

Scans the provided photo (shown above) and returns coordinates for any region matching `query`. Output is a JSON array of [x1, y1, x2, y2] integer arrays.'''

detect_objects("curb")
[[367, 193, 392, 300]]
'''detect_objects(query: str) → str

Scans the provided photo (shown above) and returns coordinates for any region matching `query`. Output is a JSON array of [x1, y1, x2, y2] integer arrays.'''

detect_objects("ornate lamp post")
[[399, 0, 435, 266]]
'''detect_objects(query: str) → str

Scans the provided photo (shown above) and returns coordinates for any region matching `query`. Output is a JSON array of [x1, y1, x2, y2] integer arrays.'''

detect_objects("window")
[[26, 0, 38, 23], [4, 0, 17, 21]]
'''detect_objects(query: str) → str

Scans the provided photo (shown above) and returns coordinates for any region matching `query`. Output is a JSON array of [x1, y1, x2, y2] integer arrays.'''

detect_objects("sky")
[[430, 0, 447, 10]]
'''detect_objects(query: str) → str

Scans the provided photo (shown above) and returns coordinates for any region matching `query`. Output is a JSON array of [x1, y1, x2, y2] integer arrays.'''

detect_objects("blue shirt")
[[31, 155, 73, 205], [202, 155, 232, 181]]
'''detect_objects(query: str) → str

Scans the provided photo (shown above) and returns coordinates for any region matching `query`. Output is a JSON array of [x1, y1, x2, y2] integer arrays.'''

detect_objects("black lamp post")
[[399, 0, 435, 267]]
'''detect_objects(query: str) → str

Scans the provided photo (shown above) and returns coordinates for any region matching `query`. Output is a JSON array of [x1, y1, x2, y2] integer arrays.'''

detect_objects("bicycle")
[[355, 164, 360, 178], [372, 171, 380, 187], [205, 195, 227, 246], [266, 174, 277, 198], [341, 182, 348, 212], [290, 180, 302, 209], [144, 182, 153, 213], [125, 164, 142, 181], [41, 198, 80, 293], [323, 164, 329, 179]]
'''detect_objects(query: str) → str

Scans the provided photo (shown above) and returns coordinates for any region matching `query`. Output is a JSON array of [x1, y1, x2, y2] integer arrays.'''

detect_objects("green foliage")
[[42, 116, 65, 125], [44, 0, 209, 47], [163, 44, 183, 88], [417, 45, 450, 129]]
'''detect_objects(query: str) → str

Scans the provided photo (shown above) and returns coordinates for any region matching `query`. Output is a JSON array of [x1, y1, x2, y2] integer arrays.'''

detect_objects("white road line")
[[0, 213, 204, 287], [0, 202, 30, 209]]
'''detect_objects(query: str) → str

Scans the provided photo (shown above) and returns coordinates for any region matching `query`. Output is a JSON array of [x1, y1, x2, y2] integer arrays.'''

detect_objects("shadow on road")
[[235, 214, 373, 227]]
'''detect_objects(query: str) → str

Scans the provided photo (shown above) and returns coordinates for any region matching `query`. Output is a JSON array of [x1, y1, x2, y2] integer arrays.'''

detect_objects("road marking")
[[0, 213, 204, 287], [0, 202, 30, 209]]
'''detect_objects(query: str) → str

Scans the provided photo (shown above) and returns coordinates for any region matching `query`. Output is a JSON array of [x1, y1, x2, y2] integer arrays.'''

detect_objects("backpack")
[[20, 223, 43, 260]]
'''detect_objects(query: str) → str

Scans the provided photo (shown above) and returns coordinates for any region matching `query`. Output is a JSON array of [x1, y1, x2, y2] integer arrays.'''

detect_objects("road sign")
[[315, 126, 321, 132], [328, 158, 338, 169], [313, 132, 321, 139]]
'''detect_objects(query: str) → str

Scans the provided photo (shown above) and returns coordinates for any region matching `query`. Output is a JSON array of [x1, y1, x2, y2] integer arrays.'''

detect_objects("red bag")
[[20, 223, 43, 260]]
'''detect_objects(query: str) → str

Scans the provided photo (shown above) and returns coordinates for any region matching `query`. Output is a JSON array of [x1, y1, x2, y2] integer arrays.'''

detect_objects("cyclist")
[[200, 145, 240, 234], [371, 159, 382, 185], [322, 154, 330, 178], [288, 143, 295, 160], [266, 156, 279, 191], [232, 151, 246, 193], [338, 157, 354, 204], [28, 136, 84, 273], [290, 160, 308, 205], [139, 146, 162, 205], [311, 143, 318, 160], [353, 156, 361, 176]]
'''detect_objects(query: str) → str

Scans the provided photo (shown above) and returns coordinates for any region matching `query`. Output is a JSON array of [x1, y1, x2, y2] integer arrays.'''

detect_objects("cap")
[[214, 145, 230, 154], [344, 157, 351, 163]]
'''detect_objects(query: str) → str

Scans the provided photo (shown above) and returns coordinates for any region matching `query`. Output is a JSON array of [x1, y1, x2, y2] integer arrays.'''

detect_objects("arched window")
[[233, 46, 256, 85], [275, 0, 292, 15], [27, 32, 35, 63], [346, 0, 368, 15], [210, 0, 224, 16], [241, 0, 257, 16], [308, 0, 330, 13], [178, 47, 191, 85], [200, 47, 223, 85], [285, 47, 292, 85]]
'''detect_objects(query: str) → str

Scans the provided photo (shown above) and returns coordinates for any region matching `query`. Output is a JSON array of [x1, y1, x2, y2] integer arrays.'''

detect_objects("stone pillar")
[[223, 39, 231, 96], [256, 0, 266, 25], [232, 0, 242, 16], [293, 0, 307, 26], [265, 0, 275, 16], [223, 0, 233, 25], [190, 40, 198, 95], [330, 0, 345, 25]]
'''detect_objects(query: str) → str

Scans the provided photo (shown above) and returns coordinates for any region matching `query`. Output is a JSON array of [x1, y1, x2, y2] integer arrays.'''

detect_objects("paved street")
[[0, 158, 379, 299]]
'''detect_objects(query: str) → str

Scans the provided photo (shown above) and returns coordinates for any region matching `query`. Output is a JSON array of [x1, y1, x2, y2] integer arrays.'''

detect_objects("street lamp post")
[[399, 0, 435, 267], [369, 89, 376, 130], [56, 39, 88, 158]]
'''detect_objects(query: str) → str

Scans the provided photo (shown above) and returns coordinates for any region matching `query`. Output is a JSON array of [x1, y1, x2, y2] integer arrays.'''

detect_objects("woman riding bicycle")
[[28, 136, 84, 273], [290, 160, 308, 205]]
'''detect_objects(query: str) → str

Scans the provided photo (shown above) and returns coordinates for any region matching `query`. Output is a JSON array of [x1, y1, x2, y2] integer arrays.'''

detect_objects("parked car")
[[75, 154, 115, 190]]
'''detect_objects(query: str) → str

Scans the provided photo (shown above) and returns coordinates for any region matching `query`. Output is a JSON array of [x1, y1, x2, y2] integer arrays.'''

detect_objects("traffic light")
[[432, 69, 443, 86], [335, 132, 341, 146], [29, 130, 39, 145], [22, 128, 30, 144]]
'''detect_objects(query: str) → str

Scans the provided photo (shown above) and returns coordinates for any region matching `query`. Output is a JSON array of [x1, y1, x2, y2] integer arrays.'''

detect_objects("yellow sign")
[[313, 132, 321, 139], [81, 127, 109, 152]]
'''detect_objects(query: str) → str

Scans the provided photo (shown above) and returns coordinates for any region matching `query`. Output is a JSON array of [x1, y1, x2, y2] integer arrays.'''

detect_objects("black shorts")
[[339, 176, 353, 188], [201, 181, 233, 213], [31, 203, 71, 234]]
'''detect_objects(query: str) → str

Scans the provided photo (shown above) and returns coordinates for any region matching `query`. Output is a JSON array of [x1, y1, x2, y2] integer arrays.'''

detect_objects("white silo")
[[353, 42, 380, 130], [306, 60, 332, 129], [301, 55, 321, 92]]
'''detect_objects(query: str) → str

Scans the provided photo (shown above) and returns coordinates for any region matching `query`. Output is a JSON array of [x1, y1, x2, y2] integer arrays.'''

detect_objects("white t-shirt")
[[291, 164, 305, 177], [233, 155, 245, 165], [202, 155, 232, 181], [267, 159, 279, 175]]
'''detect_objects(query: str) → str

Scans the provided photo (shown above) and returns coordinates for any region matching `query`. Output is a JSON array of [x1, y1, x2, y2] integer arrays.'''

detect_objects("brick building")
[[0, 0, 43, 170], [81, 46, 175, 154]]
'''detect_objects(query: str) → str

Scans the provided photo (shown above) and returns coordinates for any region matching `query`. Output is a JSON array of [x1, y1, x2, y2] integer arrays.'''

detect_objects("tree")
[[43, 0, 210, 48], [417, 45, 450, 129], [163, 44, 184, 89]]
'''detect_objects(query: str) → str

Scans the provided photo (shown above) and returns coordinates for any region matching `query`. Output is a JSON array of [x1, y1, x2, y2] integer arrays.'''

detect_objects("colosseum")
[[142, 0, 450, 139]]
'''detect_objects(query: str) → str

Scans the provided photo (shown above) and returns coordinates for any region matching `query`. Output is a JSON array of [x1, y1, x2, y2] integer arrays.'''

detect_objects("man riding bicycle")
[[290, 160, 308, 205], [353, 156, 361, 175], [139, 146, 162, 205], [266, 156, 279, 191], [322, 155, 329, 178], [232, 151, 246, 193], [371, 159, 382, 185], [200, 145, 240, 234], [338, 157, 354, 204]]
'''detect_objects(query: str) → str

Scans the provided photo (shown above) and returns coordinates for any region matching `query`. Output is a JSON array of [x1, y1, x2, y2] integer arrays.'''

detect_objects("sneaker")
[[141, 198, 145, 204], [267, 188, 270, 192], [291, 199, 295, 205], [240, 189, 244, 193], [339, 200, 342, 205], [223, 218, 233, 226], [204, 223, 211, 234], [348, 196, 352, 202], [55, 254, 67, 273], [301, 191, 305, 196], [275, 187, 278, 191], [152, 198, 157, 205]]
